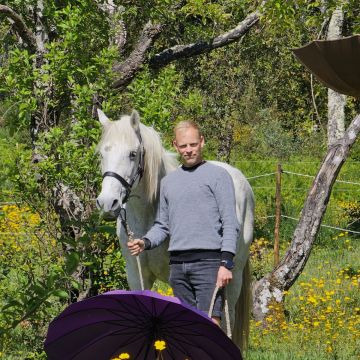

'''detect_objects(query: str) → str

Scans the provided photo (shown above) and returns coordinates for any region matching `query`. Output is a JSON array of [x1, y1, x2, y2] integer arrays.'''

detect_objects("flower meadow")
[[0, 203, 359, 359], [248, 236, 360, 359]]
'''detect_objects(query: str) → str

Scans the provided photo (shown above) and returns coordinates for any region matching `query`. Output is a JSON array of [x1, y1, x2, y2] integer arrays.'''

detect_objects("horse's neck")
[[126, 156, 168, 228]]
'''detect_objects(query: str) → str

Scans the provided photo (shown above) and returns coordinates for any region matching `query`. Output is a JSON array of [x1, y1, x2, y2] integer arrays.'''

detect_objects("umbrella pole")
[[156, 353, 164, 360]]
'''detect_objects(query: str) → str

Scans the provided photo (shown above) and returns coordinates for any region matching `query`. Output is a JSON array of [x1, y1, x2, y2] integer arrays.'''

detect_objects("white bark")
[[327, 8, 346, 147], [35, 0, 48, 54]]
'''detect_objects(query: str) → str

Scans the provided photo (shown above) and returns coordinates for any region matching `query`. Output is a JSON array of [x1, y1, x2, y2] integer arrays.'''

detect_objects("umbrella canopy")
[[44, 290, 242, 360], [293, 34, 360, 98]]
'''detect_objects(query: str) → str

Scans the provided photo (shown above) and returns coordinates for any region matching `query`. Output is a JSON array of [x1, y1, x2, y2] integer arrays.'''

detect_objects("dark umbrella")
[[44, 290, 242, 360], [293, 34, 360, 98]]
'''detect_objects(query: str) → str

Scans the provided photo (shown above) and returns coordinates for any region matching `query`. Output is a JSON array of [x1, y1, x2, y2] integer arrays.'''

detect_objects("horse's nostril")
[[111, 199, 118, 209]]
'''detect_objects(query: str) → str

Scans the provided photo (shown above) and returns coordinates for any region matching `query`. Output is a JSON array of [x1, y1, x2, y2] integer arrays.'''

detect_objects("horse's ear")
[[130, 110, 141, 134], [97, 108, 110, 127]]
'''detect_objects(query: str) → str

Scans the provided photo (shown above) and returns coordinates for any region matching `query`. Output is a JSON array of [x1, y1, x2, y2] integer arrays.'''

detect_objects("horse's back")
[[209, 160, 254, 253], [208, 160, 254, 201]]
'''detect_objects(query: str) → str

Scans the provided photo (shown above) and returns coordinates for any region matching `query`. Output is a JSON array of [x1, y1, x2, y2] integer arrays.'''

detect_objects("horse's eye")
[[129, 151, 137, 160]]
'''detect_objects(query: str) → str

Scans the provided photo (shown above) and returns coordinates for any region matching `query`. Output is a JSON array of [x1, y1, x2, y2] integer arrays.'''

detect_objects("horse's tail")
[[232, 258, 252, 356]]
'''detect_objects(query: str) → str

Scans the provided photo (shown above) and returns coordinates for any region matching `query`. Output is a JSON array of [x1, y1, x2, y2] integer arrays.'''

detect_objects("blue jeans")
[[169, 259, 223, 318]]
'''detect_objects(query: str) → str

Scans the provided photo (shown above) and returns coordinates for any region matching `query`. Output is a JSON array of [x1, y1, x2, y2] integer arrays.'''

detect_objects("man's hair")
[[173, 120, 202, 137]]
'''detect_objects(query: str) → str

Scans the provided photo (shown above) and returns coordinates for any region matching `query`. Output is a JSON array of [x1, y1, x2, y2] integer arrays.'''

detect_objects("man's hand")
[[127, 239, 145, 256], [216, 266, 233, 288]]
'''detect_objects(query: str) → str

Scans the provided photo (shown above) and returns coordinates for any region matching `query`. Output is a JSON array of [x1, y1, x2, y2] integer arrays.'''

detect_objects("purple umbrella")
[[293, 34, 360, 98], [44, 290, 242, 360]]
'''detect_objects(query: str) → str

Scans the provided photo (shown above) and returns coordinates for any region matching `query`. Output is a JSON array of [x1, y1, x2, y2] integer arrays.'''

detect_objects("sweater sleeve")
[[214, 170, 239, 254], [142, 181, 169, 249]]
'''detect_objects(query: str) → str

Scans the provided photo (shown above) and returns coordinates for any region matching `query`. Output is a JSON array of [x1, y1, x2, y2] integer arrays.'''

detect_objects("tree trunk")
[[327, 8, 346, 147], [252, 113, 360, 321], [217, 120, 234, 163]]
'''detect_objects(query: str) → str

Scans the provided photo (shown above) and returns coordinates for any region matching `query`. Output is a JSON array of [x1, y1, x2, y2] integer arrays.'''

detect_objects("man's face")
[[173, 127, 205, 167]]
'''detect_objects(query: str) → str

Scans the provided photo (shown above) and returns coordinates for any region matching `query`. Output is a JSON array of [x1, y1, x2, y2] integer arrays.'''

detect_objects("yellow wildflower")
[[154, 340, 166, 351], [119, 353, 130, 359]]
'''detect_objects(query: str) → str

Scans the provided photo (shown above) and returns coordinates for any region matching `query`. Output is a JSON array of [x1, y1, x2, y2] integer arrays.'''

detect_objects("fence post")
[[274, 163, 282, 267]]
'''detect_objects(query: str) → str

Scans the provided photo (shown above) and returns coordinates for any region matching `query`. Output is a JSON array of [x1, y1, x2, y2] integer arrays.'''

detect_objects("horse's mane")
[[98, 115, 178, 203]]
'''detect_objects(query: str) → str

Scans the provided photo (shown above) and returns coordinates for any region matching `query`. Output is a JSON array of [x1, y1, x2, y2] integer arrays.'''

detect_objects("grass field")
[[247, 236, 360, 360], [1, 157, 359, 359]]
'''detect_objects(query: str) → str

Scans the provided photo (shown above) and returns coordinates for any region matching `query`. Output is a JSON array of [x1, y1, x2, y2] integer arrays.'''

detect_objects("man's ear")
[[200, 135, 205, 147], [173, 139, 179, 152]]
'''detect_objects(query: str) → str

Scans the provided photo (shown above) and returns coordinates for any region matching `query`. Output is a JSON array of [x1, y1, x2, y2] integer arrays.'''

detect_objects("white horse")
[[96, 109, 255, 353]]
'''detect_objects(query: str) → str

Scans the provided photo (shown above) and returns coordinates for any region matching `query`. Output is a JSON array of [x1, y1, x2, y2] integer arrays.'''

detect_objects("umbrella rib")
[[109, 297, 157, 329], [165, 338, 191, 360], [71, 327, 147, 360], [110, 295, 156, 324], [106, 308, 150, 328], [49, 307, 148, 337], [167, 333, 220, 360], [165, 336, 196, 359], [141, 338, 154, 360], [164, 321, 216, 332], [133, 295, 157, 317], [112, 297, 152, 320], [155, 299, 174, 318], [160, 308, 208, 324], [165, 328, 241, 358]]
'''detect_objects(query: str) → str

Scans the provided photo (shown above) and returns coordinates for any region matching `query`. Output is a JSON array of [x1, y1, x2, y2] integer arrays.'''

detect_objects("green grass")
[[1, 156, 358, 359], [248, 238, 360, 360]]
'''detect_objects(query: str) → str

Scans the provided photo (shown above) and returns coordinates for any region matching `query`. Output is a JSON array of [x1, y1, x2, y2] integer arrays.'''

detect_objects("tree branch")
[[0, 5, 37, 53], [111, 21, 163, 89], [149, 10, 260, 69], [111, 9, 260, 90]]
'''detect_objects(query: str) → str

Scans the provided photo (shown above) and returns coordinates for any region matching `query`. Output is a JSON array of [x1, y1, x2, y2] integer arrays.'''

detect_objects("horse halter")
[[102, 131, 145, 204]]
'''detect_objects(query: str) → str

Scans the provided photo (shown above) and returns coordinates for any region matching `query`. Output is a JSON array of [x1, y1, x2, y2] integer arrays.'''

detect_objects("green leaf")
[[96, 225, 117, 235], [53, 290, 69, 299], [65, 251, 80, 274], [71, 280, 81, 290]]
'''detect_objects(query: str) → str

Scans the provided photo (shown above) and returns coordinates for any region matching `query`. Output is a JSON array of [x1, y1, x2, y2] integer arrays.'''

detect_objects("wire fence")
[[263, 215, 360, 235], [1, 161, 359, 237], [246, 162, 360, 238]]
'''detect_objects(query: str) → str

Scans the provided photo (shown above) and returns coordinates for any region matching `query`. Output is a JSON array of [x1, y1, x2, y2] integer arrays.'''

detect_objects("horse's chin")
[[99, 206, 122, 221], [102, 211, 118, 221]]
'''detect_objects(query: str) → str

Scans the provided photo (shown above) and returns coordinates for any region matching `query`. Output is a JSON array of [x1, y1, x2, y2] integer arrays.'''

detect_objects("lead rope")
[[208, 286, 232, 338], [119, 208, 145, 291]]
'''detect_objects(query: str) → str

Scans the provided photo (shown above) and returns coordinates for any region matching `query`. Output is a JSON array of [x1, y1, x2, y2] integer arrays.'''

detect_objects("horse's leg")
[[146, 241, 170, 284], [223, 257, 245, 332], [231, 194, 254, 354]]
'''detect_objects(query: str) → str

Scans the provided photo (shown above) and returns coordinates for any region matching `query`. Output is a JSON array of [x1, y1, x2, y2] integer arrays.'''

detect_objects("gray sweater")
[[144, 161, 239, 255]]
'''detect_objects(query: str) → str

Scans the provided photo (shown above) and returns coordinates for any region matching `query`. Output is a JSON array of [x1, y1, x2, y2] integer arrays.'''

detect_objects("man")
[[127, 121, 239, 325]]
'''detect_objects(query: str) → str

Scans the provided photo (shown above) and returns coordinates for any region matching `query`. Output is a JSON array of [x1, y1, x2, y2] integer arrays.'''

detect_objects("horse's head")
[[96, 109, 145, 215]]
